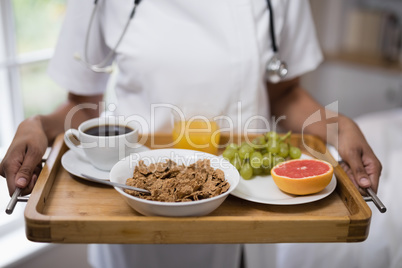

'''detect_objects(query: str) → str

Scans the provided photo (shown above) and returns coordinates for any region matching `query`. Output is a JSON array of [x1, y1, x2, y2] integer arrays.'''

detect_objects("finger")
[[0, 160, 5, 177], [368, 170, 380, 193], [24, 174, 38, 195], [340, 161, 366, 196], [362, 152, 382, 193], [2, 156, 22, 196], [344, 149, 372, 190], [3, 150, 43, 196], [14, 148, 43, 190], [20, 165, 41, 196]]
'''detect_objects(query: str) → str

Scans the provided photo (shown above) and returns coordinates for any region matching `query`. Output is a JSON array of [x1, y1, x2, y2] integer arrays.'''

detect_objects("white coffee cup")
[[64, 117, 139, 171]]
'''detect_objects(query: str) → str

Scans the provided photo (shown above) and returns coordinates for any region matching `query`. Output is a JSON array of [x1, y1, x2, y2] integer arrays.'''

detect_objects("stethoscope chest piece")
[[265, 53, 288, 83], [264, 0, 288, 83]]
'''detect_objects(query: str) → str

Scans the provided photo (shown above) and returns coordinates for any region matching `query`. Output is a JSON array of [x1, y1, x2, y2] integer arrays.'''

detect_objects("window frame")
[[0, 0, 57, 231], [0, 0, 23, 133]]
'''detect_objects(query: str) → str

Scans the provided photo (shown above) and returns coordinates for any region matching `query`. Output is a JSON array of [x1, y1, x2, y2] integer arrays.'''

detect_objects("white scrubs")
[[48, 0, 322, 267]]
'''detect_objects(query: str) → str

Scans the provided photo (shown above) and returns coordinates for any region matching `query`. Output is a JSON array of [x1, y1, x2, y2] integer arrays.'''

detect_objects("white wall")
[[306, 0, 402, 118], [301, 62, 402, 119]]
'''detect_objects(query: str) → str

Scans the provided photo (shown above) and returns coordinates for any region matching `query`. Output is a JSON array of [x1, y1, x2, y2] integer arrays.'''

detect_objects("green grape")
[[253, 167, 264, 176], [262, 166, 271, 175], [289, 146, 302, 159], [240, 163, 253, 180], [238, 147, 249, 159], [243, 143, 254, 151], [226, 143, 239, 151], [222, 148, 237, 161], [265, 131, 279, 142], [267, 140, 280, 154], [230, 155, 242, 170], [272, 155, 285, 167], [278, 142, 289, 158], [251, 136, 266, 149], [260, 147, 268, 155], [238, 144, 254, 159], [250, 151, 263, 169], [261, 152, 272, 169], [240, 141, 248, 147]]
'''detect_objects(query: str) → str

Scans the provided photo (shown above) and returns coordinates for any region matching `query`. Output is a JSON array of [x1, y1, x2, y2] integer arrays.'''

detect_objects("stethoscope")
[[75, 0, 288, 82]]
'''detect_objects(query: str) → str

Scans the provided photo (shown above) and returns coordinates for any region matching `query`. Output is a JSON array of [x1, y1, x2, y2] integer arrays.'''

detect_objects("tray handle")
[[364, 187, 387, 213], [5, 188, 29, 214]]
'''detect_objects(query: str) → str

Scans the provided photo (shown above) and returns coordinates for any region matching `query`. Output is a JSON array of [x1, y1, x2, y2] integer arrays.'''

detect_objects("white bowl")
[[109, 149, 240, 217]]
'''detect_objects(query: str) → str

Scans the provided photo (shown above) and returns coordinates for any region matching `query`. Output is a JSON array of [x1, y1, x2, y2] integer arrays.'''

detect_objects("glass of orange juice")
[[172, 105, 221, 155]]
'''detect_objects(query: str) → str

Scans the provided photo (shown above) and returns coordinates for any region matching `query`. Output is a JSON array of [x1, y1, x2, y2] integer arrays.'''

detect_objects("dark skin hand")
[[267, 77, 382, 194], [0, 93, 103, 196]]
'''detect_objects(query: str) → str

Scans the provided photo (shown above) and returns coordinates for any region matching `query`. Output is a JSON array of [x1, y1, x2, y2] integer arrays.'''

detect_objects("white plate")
[[230, 155, 337, 205], [61, 145, 150, 180]]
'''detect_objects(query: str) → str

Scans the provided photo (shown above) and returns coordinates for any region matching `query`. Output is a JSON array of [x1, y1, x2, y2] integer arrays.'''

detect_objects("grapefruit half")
[[271, 159, 334, 195]]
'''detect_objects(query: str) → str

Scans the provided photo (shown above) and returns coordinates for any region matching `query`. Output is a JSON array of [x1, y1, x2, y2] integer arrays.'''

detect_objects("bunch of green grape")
[[222, 131, 302, 180]]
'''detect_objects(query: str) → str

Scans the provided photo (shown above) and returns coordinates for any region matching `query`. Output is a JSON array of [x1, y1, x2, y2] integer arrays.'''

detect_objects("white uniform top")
[[48, 0, 322, 267], [49, 0, 322, 133]]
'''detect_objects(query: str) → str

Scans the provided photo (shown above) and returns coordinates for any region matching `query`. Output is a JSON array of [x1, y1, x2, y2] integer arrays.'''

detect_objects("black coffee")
[[84, 125, 134, 136]]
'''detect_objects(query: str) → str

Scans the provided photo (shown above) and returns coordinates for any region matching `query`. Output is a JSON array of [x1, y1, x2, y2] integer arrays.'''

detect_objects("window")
[[0, 0, 67, 229], [0, 0, 67, 144]]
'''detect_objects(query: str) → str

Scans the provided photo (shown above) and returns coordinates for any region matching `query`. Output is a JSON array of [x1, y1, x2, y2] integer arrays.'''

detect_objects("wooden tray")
[[24, 133, 371, 244]]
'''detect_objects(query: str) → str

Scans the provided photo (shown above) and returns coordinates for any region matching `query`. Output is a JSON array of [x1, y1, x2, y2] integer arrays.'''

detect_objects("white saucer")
[[61, 145, 150, 180]]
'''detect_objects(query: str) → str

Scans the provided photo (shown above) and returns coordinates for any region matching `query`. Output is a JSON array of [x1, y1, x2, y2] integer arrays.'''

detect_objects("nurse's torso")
[[98, 0, 284, 133]]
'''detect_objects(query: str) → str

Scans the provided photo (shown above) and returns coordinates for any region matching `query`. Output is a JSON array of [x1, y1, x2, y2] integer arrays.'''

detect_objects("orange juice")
[[172, 119, 220, 155]]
